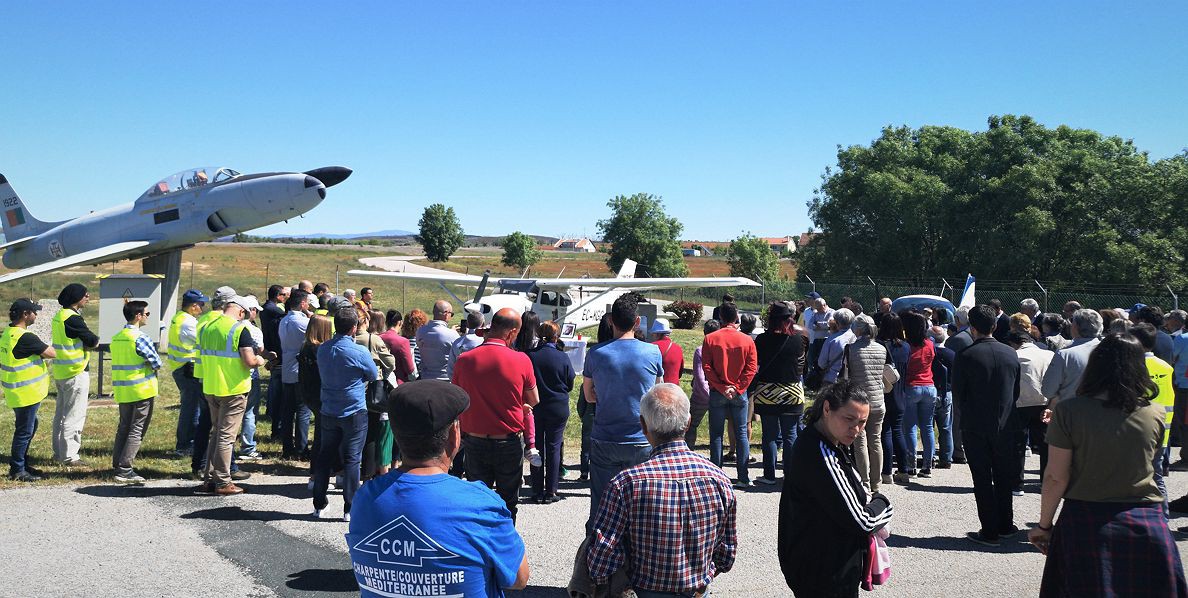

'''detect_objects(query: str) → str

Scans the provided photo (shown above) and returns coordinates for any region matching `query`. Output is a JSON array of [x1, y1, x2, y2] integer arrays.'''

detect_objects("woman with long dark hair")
[[876, 312, 913, 485], [1030, 333, 1188, 596], [900, 311, 938, 480], [779, 380, 893, 597], [527, 321, 575, 503], [751, 301, 805, 484]]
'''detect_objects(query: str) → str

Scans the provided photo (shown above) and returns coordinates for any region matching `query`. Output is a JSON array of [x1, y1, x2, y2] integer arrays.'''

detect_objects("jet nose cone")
[[303, 166, 352, 188]]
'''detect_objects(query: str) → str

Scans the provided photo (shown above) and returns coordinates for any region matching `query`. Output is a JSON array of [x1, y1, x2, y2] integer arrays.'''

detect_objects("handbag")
[[366, 333, 395, 414], [880, 344, 900, 390]]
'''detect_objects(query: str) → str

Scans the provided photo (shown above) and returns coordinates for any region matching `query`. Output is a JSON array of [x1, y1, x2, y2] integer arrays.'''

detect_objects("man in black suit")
[[953, 304, 1022, 547], [989, 299, 1011, 343]]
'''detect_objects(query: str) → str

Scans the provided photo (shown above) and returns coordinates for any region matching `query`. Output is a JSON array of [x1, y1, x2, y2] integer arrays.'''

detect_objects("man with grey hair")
[[817, 308, 856, 386], [1041, 308, 1103, 412], [416, 300, 460, 380], [587, 383, 737, 596], [1019, 298, 1041, 320]]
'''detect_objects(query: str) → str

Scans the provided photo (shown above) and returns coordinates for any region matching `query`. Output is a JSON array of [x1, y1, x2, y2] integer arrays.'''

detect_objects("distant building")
[[552, 237, 597, 253], [763, 237, 797, 253], [682, 248, 702, 257]]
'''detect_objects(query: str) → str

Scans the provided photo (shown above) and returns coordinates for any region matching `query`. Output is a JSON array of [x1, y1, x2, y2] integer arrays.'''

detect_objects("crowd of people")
[[5, 281, 1188, 596]]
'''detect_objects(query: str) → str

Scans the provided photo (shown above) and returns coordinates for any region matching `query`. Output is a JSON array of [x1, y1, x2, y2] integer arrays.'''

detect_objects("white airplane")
[[0, 165, 350, 317], [348, 259, 760, 330]]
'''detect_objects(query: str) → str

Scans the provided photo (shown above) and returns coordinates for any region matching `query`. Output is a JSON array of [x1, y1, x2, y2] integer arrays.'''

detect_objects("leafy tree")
[[803, 115, 1188, 289], [726, 233, 781, 282], [596, 193, 688, 277], [415, 203, 465, 262], [500, 231, 542, 271]]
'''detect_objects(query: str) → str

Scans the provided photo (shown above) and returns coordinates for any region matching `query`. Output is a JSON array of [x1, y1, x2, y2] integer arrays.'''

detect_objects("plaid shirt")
[[588, 441, 737, 593], [126, 325, 162, 371]]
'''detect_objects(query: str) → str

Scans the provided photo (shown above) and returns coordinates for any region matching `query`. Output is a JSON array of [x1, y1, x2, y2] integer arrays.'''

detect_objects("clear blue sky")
[[2, 2, 1185, 241]]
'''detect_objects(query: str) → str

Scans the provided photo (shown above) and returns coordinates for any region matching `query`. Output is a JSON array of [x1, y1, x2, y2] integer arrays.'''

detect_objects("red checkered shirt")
[[587, 441, 738, 593]]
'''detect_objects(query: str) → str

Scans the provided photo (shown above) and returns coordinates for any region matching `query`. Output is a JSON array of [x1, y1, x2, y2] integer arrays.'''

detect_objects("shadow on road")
[[898, 483, 974, 495], [286, 568, 358, 593], [508, 585, 570, 597], [889, 533, 1036, 554], [181, 505, 309, 522], [75, 483, 202, 498]]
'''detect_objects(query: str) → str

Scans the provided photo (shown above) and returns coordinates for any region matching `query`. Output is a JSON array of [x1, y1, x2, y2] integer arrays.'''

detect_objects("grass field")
[[0, 243, 759, 489]]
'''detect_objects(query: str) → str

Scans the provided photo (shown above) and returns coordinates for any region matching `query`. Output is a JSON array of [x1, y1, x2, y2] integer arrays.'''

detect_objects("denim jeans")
[[172, 369, 203, 453], [904, 385, 938, 470], [881, 395, 911, 475], [685, 402, 709, 449], [709, 391, 750, 484], [265, 373, 281, 418], [279, 383, 311, 457], [934, 391, 953, 464], [10, 402, 41, 476], [579, 407, 595, 475], [313, 409, 368, 512], [760, 410, 800, 480], [589, 439, 652, 532], [465, 434, 527, 520], [239, 378, 262, 455]]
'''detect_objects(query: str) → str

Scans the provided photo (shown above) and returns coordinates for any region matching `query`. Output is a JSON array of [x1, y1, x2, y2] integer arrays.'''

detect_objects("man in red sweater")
[[702, 303, 758, 488], [650, 318, 685, 385]]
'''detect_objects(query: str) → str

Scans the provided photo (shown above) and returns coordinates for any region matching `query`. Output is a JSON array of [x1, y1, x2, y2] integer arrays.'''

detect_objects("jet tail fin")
[[0, 174, 57, 240], [616, 259, 637, 279], [958, 274, 976, 309]]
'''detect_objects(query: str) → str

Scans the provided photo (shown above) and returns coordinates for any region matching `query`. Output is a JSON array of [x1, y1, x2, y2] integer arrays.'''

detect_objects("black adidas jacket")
[[778, 422, 893, 596]]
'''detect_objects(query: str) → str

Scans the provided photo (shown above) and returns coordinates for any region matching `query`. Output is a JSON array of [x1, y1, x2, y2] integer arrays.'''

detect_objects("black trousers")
[[464, 434, 524, 521], [1014, 405, 1048, 489], [964, 427, 1022, 538]]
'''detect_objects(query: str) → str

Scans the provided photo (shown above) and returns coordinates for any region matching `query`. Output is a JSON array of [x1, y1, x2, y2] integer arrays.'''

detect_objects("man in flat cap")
[[347, 380, 529, 597], [51, 283, 99, 466]]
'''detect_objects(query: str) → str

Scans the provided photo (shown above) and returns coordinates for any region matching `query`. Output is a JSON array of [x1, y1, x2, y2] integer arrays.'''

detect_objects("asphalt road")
[[4, 454, 1188, 597]]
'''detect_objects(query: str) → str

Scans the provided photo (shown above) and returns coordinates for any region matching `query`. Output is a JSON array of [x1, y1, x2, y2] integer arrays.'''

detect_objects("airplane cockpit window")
[[139, 167, 241, 201]]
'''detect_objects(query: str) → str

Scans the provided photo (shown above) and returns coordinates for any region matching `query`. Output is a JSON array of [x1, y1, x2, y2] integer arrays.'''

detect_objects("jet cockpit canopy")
[[139, 167, 240, 201]]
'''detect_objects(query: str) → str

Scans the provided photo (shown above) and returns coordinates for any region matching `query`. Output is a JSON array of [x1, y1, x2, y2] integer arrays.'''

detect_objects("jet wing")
[[0, 241, 151, 285], [533, 276, 760, 290], [0, 236, 37, 251]]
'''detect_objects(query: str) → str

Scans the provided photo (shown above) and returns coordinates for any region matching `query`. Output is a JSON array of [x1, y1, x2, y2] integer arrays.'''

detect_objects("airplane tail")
[[0, 174, 57, 240], [958, 273, 976, 309], [616, 259, 637, 279]]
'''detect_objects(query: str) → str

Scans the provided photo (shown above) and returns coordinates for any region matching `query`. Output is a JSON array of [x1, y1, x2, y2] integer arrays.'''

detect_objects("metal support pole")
[[867, 276, 879, 308], [335, 265, 340, 295], [1168, 284, 1179, 311], [805, 275, 816, 292], [265, 264, 269, 288], [940, 278, 953, 301], [1035, 280, 1049, 313]]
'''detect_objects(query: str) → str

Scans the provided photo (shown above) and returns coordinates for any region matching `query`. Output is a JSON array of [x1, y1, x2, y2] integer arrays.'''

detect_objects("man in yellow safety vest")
[[3, 299, 56, 482], [195, 295, 273, 495], [110, 300, 161, 485], [51, 283, 99, 466], [166, 289, 209, 458]]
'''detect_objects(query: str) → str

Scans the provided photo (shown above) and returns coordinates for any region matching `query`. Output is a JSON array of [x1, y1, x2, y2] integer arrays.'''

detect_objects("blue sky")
[[2, 2, 1185, 241]]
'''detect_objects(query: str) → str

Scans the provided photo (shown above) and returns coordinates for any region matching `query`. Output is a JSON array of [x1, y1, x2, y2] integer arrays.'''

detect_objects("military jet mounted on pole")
[[349, 259, 760, 330], [0, 165, 351, 319]]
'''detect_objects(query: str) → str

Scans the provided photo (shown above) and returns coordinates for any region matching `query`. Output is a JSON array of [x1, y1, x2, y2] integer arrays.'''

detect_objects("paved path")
[[5, 454, 1188, 597]]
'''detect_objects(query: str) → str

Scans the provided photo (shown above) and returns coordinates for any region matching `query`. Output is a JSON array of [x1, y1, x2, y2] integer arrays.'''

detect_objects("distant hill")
[[269, 229, 415, 239]]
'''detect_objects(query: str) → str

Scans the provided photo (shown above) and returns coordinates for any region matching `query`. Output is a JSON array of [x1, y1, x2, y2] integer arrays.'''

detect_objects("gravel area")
[[4, 453, 1188, 597]]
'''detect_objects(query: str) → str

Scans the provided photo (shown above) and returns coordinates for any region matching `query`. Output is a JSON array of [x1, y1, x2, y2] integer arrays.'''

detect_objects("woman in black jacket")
[[779, 380, 894, 598], [527, 320, 576, 503]]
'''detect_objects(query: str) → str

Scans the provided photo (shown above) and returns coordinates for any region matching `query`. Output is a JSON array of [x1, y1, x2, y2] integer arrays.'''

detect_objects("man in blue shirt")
[[313, 309, 377, 521], [348, 379, 529, 597], [581, 295, 663, 530], [416, 300, 460, 380], [278, 290, 312, 458]]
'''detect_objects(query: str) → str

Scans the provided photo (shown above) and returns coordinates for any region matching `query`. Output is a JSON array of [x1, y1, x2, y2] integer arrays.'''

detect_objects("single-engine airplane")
[[0, 165, 350, 319], [349, 259, 760, 330]]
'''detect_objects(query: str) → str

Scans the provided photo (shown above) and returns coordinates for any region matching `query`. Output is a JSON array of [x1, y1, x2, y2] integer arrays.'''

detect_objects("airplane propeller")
[[473, 270, 491, 304], [303, 166, 353, 188]]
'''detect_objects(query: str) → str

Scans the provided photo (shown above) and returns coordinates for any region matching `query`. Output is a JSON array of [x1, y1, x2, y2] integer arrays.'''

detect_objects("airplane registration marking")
[[3, 197, 18, 207]]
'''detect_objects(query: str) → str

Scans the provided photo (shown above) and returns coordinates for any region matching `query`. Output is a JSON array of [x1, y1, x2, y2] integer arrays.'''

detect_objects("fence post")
[[940, 279, 953, 301], [867, 276, 879, 310], [1168, 285, 1179, 311], [335, 265, 340, 295], [265, 264, 269, 288], [1035, 280, 1049, 313], [805, 275, 816, 292]]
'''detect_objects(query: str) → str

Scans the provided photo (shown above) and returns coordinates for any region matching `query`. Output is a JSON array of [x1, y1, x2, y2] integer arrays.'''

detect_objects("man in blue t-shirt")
[[581, 295, 663, 529], [347, 380, 530, 597]]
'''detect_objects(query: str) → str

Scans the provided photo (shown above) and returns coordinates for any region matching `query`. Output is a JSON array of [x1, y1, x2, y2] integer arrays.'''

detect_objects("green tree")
[[726, 233, 781, 282], [500, 231, 542, 271], [415, 203, 465, 262], [804, 115, 1188, 288], [596, 193, 688, 277]]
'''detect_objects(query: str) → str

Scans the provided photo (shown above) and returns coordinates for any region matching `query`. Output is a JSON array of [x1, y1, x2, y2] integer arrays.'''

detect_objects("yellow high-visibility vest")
[[110, 326, 158, 403], [1147, 355, 1175, 448], [51, 307, 88, 380], [0, 326, 50, 409], [192, 310, 221, 379], [199, 314, 251, 396], [166, 311, 199, 371]]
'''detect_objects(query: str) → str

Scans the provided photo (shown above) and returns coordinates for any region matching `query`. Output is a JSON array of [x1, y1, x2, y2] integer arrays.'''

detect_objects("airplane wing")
[[345, 270, 489, 284], [0, 241, 152, 285], [534, 276, 760, 290]]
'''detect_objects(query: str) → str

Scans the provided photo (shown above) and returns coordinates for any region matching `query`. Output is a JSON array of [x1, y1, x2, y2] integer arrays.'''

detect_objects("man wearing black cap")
[[3, 299, 56, 481], [51, 283, 99, 466], [347, 380, 529, 596]]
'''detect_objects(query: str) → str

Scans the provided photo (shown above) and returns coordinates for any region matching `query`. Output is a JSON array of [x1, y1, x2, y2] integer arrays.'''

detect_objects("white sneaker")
[[312, 509, 326, 519], [526, 448, 543, 468], [343, 512, 351, 523]]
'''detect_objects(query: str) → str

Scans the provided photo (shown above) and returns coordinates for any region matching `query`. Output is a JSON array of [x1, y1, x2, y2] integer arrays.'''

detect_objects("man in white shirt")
[[1006, 331, 1054, 496], [416, 300, 460, 381], [803, 294, 834, 378], [1040, 309, 1103, 409]]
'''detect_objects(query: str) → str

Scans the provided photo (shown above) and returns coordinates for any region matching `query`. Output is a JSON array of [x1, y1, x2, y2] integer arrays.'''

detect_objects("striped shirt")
[[588, 441, 737, 593]]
